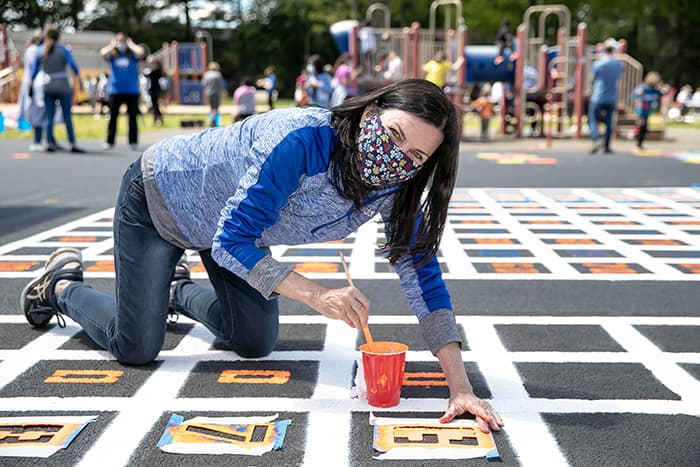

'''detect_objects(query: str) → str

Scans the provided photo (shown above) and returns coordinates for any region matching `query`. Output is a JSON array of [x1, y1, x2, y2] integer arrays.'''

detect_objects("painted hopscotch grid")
[[0, 188, 698, 280], [0, 313, 698, 466]]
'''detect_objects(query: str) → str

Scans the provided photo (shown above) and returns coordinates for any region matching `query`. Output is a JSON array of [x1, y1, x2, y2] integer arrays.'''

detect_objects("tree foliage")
[[3, 0, 699, 95]]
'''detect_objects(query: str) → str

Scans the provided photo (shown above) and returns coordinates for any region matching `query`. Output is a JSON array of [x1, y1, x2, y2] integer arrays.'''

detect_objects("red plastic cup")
[[360, 341, 409, 408]]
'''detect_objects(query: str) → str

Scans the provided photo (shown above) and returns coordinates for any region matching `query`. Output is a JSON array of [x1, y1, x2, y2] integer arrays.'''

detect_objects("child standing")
[[233, 79, 256, 122], [472, 85, 495, 142], [631, 71, 669, 150]]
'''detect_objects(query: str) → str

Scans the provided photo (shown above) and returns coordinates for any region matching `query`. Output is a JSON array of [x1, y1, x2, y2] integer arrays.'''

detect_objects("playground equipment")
[[151, 39, 209, 105], [331, 1, 468, 122], [330, 3, 659, 141], [0, 24, 21, 103]]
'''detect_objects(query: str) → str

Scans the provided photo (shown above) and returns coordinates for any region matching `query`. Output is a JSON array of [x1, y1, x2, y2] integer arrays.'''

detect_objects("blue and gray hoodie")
[[141, 107, 461, 354]]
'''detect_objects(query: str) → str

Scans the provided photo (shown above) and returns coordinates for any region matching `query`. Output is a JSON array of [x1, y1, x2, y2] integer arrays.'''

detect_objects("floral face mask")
[[354, 112, 421, 186]]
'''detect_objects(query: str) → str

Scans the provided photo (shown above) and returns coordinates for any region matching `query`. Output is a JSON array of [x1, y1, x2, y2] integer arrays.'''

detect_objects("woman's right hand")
[[275, 271, 370, 328], [314, 286, 370, 329]]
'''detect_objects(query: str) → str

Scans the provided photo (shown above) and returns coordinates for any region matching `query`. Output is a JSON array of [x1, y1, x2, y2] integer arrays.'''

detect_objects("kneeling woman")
[[22, 79, 503, 433]]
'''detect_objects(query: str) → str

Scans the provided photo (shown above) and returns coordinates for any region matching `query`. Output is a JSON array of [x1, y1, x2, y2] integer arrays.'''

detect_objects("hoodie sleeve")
[[211, 125, 335, 298]]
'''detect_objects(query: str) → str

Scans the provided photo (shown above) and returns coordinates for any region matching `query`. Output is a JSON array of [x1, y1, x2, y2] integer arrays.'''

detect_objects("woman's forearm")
[[436, 341, 474, 395]]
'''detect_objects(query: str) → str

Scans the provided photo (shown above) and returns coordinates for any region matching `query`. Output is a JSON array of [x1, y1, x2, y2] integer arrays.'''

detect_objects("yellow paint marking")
[[581, 263, 638, 274], [403, 372, 448, 387], [44, 369, 124, 384], [294, 262, 339, 273], [490, 262, 541, 274], [0, 261, 40, 272], [85, 260, 114, 272], [218, 369, 291, 385]]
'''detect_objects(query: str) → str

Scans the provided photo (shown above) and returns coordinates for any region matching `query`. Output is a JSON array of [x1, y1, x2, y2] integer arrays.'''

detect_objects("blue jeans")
[[57, 158, 279, 364], [44, 92, 75, 145], [589, 102, 614, 150]]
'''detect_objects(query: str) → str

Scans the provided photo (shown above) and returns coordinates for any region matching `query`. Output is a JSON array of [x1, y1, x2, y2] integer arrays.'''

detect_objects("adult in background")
[[203, 62, 225, 127], [30, 25, 85, 153], [143, 56, 164, 126], [589, 40, 622, 154], [21, 79, 504, 434], [631, 71, 670, 151], [18, 32, 43, 151], [100, 33, 144, 151], [304, 55, 332, 108]]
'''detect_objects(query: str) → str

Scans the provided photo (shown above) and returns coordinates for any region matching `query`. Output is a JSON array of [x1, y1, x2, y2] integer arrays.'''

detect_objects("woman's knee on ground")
[[112, 341, 162, 366], [221, 332, 277, 359]]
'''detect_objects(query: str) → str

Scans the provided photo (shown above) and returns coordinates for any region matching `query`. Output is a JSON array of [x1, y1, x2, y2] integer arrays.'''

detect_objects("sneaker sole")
[[20, 248, 84, 328], [20, 276, 54, 327]]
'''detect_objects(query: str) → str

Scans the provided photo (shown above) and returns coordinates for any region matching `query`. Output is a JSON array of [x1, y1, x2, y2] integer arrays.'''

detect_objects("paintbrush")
[[338, 251, 373, 344]]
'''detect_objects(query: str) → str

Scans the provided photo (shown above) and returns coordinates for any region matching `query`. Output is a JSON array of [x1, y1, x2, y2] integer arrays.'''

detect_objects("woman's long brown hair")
[[330, 79, 459, 265]]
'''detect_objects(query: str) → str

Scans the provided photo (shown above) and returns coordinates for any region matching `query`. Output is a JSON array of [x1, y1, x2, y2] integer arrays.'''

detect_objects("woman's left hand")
[[439, 391, 504, 433]]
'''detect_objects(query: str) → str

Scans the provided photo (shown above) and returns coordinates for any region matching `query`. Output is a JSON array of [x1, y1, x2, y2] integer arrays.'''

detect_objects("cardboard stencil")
[[157, 413, 291, 456], [0, 415, 97, 458], [370, 413, 500, 461]]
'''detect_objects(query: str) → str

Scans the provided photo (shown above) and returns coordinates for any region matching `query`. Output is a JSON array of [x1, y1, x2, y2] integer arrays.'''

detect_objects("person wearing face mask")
[[100, 33, 145, 151], [21, 79, 504, 435], [304, 55, 333, 108]]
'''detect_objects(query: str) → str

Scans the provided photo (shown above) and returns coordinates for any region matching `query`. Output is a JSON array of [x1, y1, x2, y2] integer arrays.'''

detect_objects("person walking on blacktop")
[[589, 40, 623, 154], [30, 25, 85, 153], [20, 79, 504, 434], [631, 71, 670, 151], [101, 33, 145, 151]]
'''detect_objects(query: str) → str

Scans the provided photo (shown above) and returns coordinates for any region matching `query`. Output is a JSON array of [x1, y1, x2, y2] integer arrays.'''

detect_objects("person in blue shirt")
[[100, 33, 145, 151], [30, 25, 85, 153], [304, 55, 333, 108], [589, 42, 623, 154], [256, 65, 277, 110], [631, 71, 669, 150], [21, 79, 504, 434]]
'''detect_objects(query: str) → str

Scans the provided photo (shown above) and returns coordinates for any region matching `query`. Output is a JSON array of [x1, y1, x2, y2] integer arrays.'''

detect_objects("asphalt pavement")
[[0, 122, 699, 466]]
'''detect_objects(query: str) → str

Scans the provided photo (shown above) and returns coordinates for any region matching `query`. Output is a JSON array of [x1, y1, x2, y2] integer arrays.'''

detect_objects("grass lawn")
[[0, 112, 222, 143], [0, 98, 298, 143]]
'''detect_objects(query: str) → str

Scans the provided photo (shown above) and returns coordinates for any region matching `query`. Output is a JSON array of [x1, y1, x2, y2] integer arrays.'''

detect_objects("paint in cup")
[[360, 341, 409, 408]]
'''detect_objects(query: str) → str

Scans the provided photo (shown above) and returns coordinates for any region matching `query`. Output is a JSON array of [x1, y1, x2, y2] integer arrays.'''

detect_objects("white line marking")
[[0, 208, 114, 255], [464, 319, 569, 467], [529, 189, 682, 277], [601, 321, 700, 402], [75, 325, 215, 467]]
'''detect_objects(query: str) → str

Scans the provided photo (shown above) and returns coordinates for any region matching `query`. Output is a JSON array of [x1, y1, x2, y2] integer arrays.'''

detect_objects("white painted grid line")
[[600, 321, 700, 403], [2, 189, 700, 280], [75, 325, 215, 467], [469, 188, 576, 276], [463, 319, 569, 466], [626, 189, 700, 218], [580, 189, 700, 247], [0, 313, 697, 465], [527, 189, 683, 277]]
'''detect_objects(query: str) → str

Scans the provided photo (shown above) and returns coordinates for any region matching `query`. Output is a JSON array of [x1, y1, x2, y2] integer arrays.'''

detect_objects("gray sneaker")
[[20, 248, 83, 328]]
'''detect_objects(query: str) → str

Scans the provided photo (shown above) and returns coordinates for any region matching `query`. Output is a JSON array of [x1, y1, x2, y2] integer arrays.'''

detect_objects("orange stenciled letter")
[[217, 369, 291, 385], [45, 369, 124, 384], [581, 263, 637, 274], [402, 372, 448, 387]]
